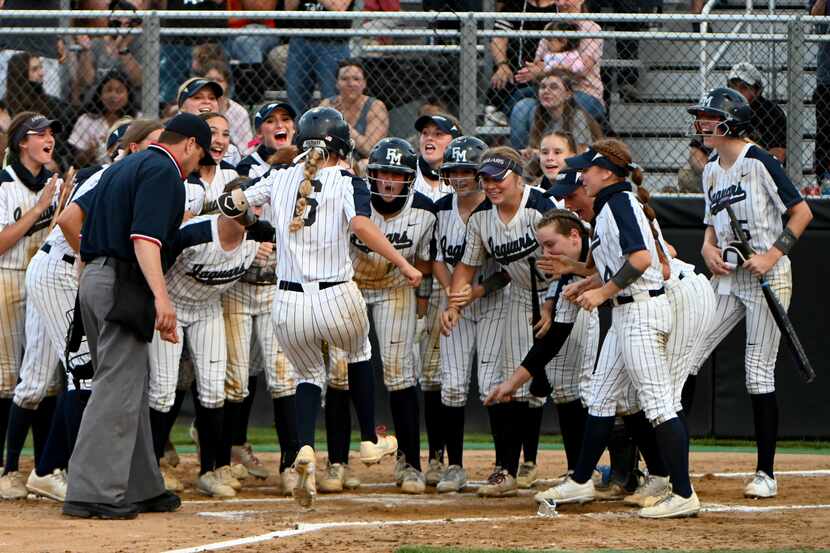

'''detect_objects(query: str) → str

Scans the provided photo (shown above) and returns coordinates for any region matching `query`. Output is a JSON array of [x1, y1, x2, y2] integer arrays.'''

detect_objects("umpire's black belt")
[[612, 287, 665, 307], [41, 243, 76, 265], [278, 280, 345, 293]]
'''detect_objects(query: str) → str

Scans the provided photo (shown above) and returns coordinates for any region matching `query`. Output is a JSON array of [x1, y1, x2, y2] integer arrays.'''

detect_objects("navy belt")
[[613, 287, 665, 306], [41, 243, 76, 265], [278, 280, 344, 293]]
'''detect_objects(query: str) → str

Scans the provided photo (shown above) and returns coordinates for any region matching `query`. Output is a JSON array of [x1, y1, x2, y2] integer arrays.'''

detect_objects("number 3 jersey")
[[349, 191, 437, 289], [243, 163, 372, 283], [702, 142, 802, 252]]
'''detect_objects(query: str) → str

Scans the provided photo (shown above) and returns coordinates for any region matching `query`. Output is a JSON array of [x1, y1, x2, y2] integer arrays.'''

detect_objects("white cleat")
[[26, 469, 67, 501], [196, 471, 236, 498], [280, 467, 299, 497], [360, 434, 398, 465], [744, 470, 778, 498], [0, 471, 29, 500], [293, 445, 317, 508], [534, 475, 595, 505], [436, 465, 467, 494], [623, 475, 671, 507], [639, 491, 700, 519]]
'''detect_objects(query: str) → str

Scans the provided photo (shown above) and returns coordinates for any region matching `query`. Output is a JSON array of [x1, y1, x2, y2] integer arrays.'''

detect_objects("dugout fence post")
[[785, 17, 805, 187], [140, 11, 161, 119], [458, 13, 478, 137]]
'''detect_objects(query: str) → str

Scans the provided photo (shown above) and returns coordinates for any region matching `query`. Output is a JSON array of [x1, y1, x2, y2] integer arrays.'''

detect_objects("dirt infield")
[[2, 449, 829, 553]]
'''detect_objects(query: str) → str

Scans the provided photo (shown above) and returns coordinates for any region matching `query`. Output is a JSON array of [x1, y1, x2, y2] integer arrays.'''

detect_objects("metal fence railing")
[[0, 9, 827, 194]]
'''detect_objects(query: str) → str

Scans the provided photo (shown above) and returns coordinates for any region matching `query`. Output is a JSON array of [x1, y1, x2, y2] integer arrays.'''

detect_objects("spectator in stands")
[[674, 137, 711, 194], [226, 0, 282, 67], [159, 0, 228, 103], [727, 62, 786, 162], [197, 60, 255, 155], [811, 0, 830, 184], [284, 0, 353, 114], [511, 69, 602, 153], [3, 51, 74, 167], [73, 0, 143, 106], [69, 69, 138, 166], [493, 0, 605, 128], [320, 59, 389, 159]]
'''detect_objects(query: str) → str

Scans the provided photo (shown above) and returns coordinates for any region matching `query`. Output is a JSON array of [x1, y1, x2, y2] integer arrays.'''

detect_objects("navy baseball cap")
[[254, 102, 296, 130], [415, 114, 462, 138], [476, 154, 523, 181], [164, 112, 215, 166], [177, 77, 224, 107], [565, 148, 632, 177], [547, 170, 582, 200], [11, 114, 63, 146]]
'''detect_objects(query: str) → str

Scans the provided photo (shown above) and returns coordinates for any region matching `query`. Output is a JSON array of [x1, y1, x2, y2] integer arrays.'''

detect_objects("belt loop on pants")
[[278, 280, 345, 293], [41, 243, 76, 265], [611, 287, 665, 307]]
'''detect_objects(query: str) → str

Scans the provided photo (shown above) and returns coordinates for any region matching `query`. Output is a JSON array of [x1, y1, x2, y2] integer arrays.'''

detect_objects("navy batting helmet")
[[294, 107, 352, 158], [440, 136, 488, 174], [367, 137, 418, 175], [688, 87, 753, 137]]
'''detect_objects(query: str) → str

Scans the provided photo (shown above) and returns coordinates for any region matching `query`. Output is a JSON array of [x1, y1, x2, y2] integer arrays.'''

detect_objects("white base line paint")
[[534, 469, 830, 486], [162, 515, 537, 553], [172, 502, 830, 552]]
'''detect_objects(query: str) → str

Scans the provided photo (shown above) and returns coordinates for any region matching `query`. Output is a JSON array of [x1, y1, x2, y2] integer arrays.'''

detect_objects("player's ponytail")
[[593, 138, 668, 267], [289, 147, 323, 232], [266, 145, 300, 167]]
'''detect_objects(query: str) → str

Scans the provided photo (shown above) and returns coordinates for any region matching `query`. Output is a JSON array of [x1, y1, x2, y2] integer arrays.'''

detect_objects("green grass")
[[396, 549, 830, 553]]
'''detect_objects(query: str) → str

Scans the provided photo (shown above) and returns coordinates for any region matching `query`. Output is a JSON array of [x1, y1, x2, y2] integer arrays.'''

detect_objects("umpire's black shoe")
[[63, 500, 139, 519], [135, 491, 182, 513]]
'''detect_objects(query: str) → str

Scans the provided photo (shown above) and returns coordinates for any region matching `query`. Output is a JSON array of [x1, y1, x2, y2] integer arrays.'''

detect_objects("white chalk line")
[[170, 501, 830, 553], [162, 515, 536, 553]]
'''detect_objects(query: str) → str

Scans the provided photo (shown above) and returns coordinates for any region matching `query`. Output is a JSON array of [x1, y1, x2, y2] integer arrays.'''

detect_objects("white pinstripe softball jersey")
[[702, 142, 802, 252], [461, 185, 558, 290], [43, 165, 107, 258], [0, 165, 60, 270], [190, 161, 239, 215], [414, 165, 453, 202], [350, 191, 436, 289], [165, 214, 258, 308], [242, 163, 372, 283], [590, 183, 664, 295], [434, 193, 500, 282]]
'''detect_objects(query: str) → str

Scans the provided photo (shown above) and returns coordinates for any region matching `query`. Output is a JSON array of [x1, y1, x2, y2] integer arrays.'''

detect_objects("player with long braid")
[[688, 88, 812, 498], [224, 102, 299, 489], [539, 139, 697, 519], [220, 107, 420, 508]]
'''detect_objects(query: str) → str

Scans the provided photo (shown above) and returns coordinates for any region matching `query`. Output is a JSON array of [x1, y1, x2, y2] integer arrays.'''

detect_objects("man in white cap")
[[727, 62, 787, 162]]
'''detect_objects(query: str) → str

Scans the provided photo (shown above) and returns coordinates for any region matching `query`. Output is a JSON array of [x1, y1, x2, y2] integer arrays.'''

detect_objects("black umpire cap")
[[164, 113, 215, 166]]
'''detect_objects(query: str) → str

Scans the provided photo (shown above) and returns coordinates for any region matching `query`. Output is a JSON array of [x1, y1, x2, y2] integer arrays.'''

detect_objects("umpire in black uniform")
[[62, 113, 214, 519]]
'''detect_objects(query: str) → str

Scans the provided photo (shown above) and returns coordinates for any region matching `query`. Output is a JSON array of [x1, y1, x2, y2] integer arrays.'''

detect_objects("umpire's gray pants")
[[66, 260, 164, 505]]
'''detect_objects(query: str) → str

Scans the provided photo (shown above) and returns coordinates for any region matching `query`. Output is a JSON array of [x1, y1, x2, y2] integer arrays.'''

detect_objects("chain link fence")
[[0, 8, 825, 194]]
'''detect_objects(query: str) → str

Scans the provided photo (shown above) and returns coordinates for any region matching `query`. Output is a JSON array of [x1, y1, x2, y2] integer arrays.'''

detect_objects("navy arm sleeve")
[[521, 322, 576, 376]]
